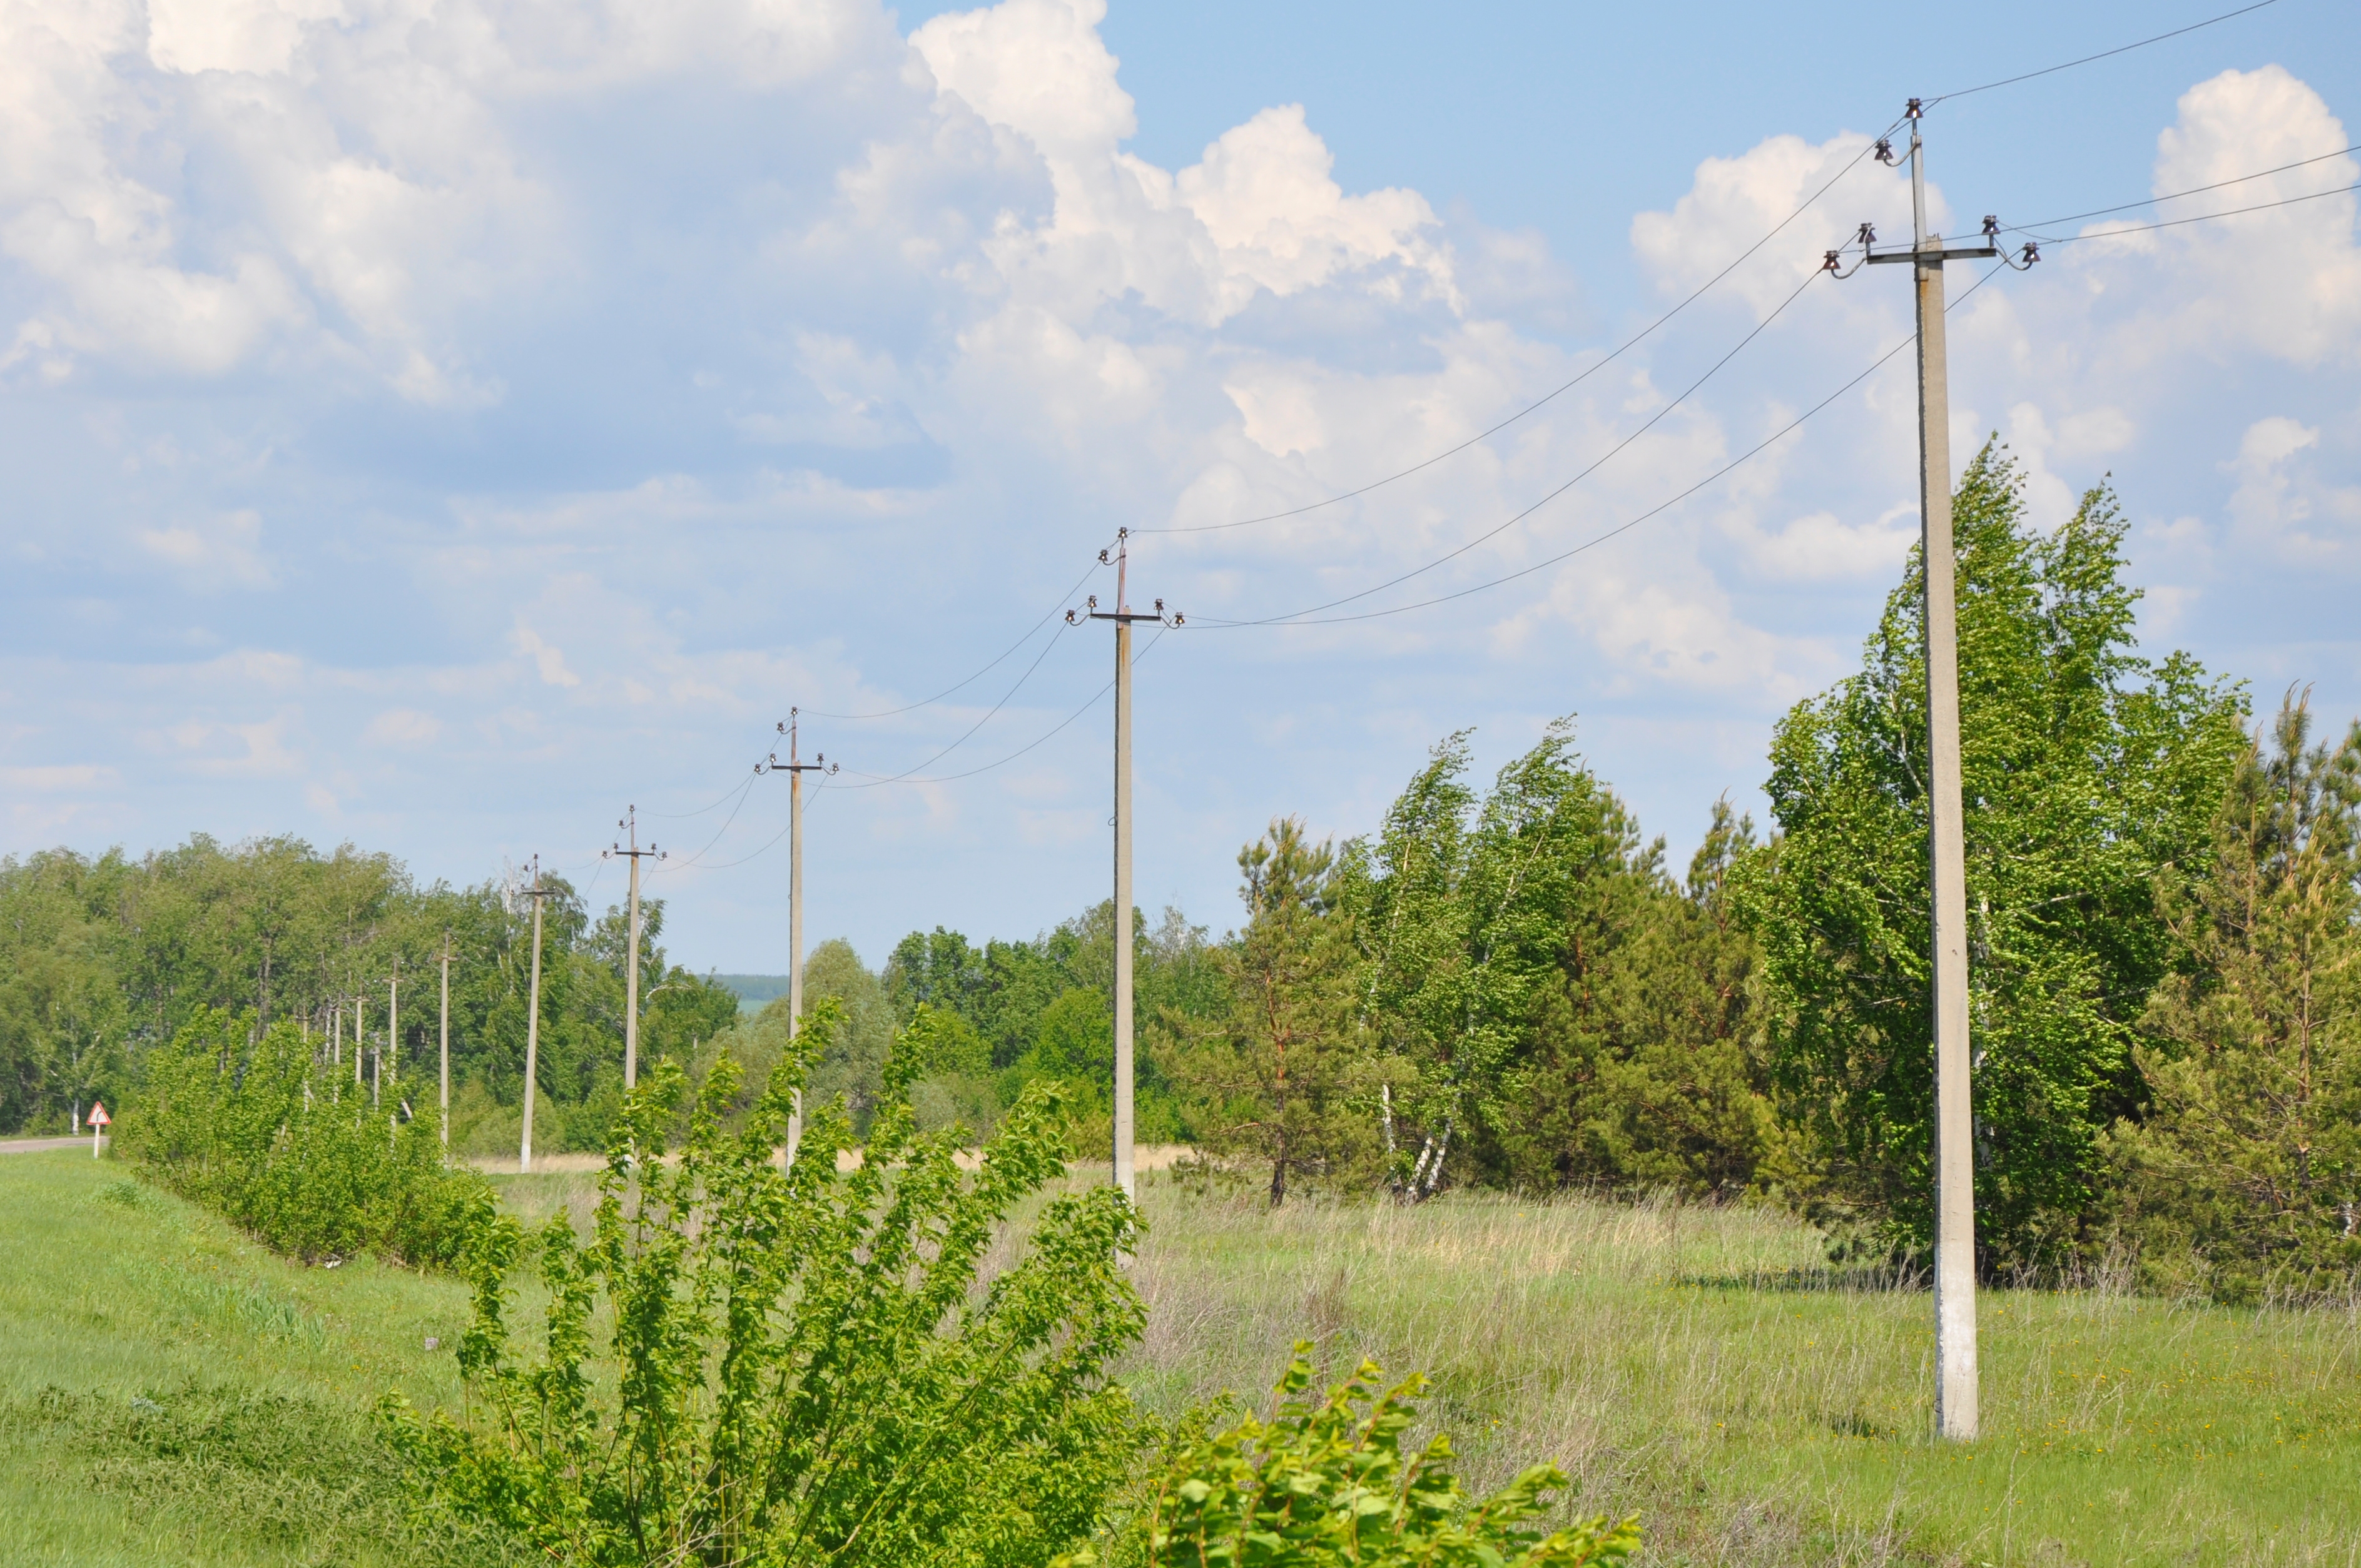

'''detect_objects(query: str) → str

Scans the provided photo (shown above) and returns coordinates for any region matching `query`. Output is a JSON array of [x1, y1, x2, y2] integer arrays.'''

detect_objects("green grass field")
[[6, 1150, 2357, 1565]]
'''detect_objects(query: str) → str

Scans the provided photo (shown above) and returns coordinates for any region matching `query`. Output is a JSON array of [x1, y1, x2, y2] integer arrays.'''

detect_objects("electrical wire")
[[798, 556, 1104, 720], [1193, 261, 1828, 628], [1924, 0, 2280, 106], [826, 614, 1078, 788], [1132, 129, 1903, 536], [646, 739, 781, 818], [2021, 180, 2360, 244], [650, 771, 759, 873], [1196, 264, 2009, 630], [677, 630, 1172, 876], [837, 629, 1169, 789], [674, 787, 825, 874], [2001, 143, 2356, 234]]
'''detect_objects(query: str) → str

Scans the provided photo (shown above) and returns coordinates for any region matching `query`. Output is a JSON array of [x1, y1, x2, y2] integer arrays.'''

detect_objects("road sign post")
[[88, 1101, 111, 1158]]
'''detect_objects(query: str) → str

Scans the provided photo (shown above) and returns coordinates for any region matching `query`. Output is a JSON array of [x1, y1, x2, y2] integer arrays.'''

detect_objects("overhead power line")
[[1195, 263, 2011, 631], [1192, 262, 1830, 626], [2023, 180, 2361, 245], [2000, 143, 2355, 233], [1925, 0, 2281, 106], [800, 556, 1104, 720], [835, 629, 1169, 789], [1135, 129, 1903, 536]]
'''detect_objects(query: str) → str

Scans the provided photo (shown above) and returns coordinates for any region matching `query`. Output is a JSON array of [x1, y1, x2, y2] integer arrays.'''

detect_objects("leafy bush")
[[382, 1014, 1149, 1567], [1072, 1347, 1638, 1567], [128, 1007, 493, 1267]]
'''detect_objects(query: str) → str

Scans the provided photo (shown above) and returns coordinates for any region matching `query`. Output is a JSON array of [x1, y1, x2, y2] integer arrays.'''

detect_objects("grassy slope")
[[0, 1151, 512, 1568], [1121, 1175, 2361, 1567], [10, 1150, 2358, 1567]]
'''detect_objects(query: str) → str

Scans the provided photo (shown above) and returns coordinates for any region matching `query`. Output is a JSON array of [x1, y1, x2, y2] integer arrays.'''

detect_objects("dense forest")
[[4, 450, 2356, 1296]]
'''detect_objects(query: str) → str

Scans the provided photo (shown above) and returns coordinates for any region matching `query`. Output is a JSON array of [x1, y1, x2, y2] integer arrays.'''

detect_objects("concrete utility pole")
[[759, 712, 835, 1164], [388, 958, 400, 1091], [357, 993, 367, 1092], [439, 931, 453, 1156], [1843, 101, 2030, 1444], [520, 857, 557, 1175], [605, 808, 663, 1093], [1070, 530, 1181, 1202]]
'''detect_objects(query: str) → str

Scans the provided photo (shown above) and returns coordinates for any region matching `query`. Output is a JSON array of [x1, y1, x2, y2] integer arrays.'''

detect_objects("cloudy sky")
[[4, 0, 2357, 972]]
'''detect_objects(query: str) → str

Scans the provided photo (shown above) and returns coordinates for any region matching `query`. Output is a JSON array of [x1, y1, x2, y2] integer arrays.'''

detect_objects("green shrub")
[[1087, 1348, 1637, 1568], [126, 1006, 494, 1268], [382, 1013, 1149, 1567]]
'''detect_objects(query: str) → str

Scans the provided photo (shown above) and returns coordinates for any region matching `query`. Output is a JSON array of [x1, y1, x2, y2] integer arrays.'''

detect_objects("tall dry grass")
[[1114, 1172, 2361, 1568]]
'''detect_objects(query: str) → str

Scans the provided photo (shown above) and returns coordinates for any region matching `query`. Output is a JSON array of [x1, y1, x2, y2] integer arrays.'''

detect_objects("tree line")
[[0, 842, 739, 1153], [5, 446, 2353, 1298], [859, 449, 2358, 1298]]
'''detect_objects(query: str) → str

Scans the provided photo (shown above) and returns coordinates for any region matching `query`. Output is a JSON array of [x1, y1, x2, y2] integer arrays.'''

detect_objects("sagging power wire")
[[1923, 0, 2281, 108], [1191, 258, 1833, 629], [798, 555, 1104, 720], [1196, 263, 2010, 630], [1133, 127, 1904, 537], [1998, 143, 2355, 236], [2017, 180, 2361, 246]]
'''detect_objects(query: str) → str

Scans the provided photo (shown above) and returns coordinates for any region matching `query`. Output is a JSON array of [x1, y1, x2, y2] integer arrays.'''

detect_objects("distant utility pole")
[[438, 931, 454, 1157], [357, 992, 367, 1092], [759, 712, 835, 1163], [519, 856, 557, 1174], [606, 807, 664, 1093], [1835, 100, 2033, 1445], [332, 1001, 342, 1071], [1069, 530, 1181, 1203], [388, 957, 400, 1092]]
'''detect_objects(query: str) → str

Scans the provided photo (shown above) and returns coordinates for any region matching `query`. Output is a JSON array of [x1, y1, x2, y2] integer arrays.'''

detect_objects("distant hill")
[[711, 974, 792, 1014]]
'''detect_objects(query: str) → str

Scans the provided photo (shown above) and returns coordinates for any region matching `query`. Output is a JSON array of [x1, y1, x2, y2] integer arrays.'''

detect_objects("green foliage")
[[383, 1009, 1151, 1567], [1333, 721, 1685, 1198], [1095, 1346, 1637, 1567], [126, 1008, 495, 1267], [2108, 691, 2361, 1300], [1174, 819, 1378, 1205], [885, 903, 1221, 1144], [1503, 799, 1787, 1196], [0, 834, 741, 1142], [1738, 447, 2249, 1268]]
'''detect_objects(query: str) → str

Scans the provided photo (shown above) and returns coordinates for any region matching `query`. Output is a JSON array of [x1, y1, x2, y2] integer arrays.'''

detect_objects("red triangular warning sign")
[[88, 1101, 111, 1126]]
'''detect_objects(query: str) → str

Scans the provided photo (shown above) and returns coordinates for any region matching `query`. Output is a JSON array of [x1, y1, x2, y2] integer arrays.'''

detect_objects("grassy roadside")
[[1119, 1175, 2361, 1567], [9, 1148, 2358, 1566], [0, 1151, 515, 1568]]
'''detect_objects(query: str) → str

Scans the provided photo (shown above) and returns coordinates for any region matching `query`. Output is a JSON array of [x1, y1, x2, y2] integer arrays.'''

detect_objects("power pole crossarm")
[[1069, 529, 1182, 1204], [758, 711, 838, 1166]]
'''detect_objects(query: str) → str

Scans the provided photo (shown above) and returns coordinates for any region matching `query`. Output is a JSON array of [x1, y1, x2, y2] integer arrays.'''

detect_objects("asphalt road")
[[0, 1137, 94, 1155]]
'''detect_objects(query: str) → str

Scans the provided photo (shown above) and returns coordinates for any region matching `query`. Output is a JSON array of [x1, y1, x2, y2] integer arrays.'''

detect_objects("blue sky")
[[4, 0, 2357, 973]]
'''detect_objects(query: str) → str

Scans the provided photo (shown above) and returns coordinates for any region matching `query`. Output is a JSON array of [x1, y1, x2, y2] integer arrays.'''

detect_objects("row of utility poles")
[[345, 102, 2011, 1450], [310, 938, 458, 1144]]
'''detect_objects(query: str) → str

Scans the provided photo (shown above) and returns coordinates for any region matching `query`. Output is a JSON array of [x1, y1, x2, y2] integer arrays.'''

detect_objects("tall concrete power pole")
[[438, 931, 453, 1156], [388, 957, 400, 1091], [519, 857, 557, 1175], [1843, 100, 2031, 1443], [759, 712, 835, 1165], [1070, 531, 1181, 1202], [606, 807, 663, 1093]]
